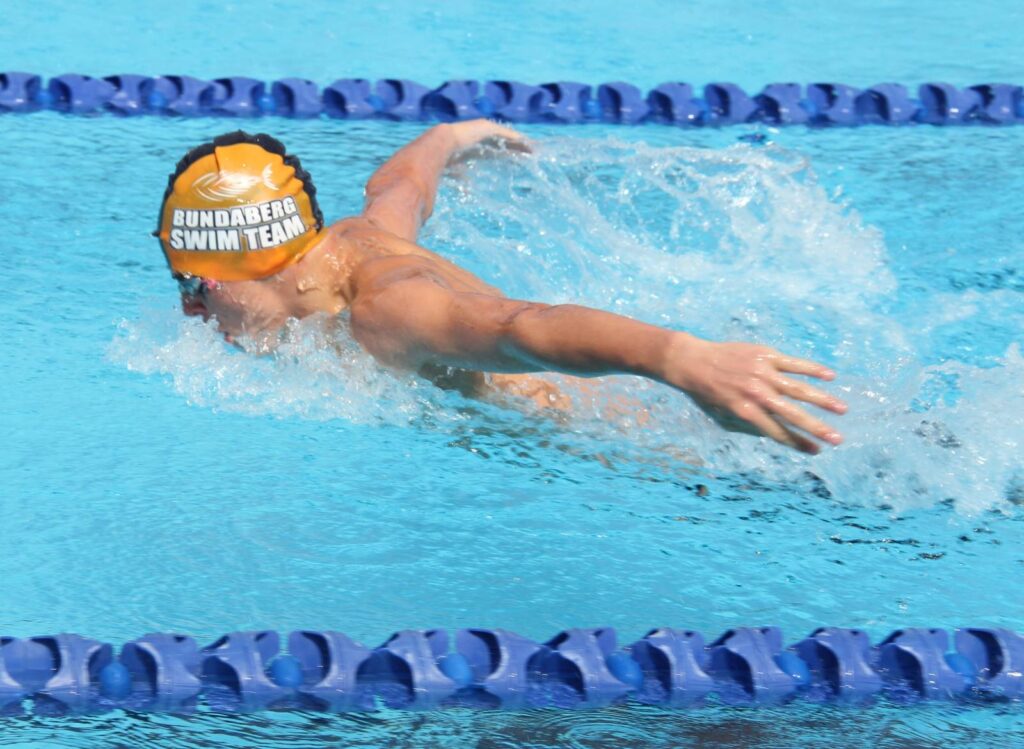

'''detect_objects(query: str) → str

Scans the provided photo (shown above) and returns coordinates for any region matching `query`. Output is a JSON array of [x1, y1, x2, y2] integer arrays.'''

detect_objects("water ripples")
[[3, 701, 1024, 748]]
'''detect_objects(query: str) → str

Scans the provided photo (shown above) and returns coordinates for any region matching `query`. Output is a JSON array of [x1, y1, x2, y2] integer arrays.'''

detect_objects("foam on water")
[[110, 137, 1024, 513], [109, 309, 443, 425]]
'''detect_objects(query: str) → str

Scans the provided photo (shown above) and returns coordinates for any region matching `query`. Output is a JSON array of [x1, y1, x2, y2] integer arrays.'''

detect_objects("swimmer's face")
[[179, 275, 288, 344]]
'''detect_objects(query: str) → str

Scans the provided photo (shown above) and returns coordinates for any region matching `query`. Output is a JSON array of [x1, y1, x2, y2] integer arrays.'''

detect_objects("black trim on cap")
[[155, 131, 324, 238]]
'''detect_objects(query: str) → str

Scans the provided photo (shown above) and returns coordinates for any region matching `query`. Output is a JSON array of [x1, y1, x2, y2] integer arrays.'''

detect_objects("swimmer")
[[156, 122, 847, 454]]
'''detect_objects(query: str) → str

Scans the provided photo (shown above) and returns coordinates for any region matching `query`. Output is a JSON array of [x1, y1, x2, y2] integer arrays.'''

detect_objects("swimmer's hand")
[[448, 119, 532, 156], [665, 337, 847, 454]]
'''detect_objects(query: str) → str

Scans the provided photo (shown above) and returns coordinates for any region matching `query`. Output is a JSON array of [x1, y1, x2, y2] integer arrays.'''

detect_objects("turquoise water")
[[2, 1, 1024, 746], [3, 0, 1024, 89]]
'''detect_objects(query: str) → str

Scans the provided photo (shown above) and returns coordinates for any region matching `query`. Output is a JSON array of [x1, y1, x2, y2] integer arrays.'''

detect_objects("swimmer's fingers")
[[481, 127, 532, 154], [454, 120, 532, 153], [774, 354, 836, 381], [773, 375, 848, 415], [502, 137, 533, 154], [761, 394, 842, 447], [775, 425, 821, 455], [450, 134, 532, 167], [734, 402, 821, 455], [489, 123, 529, 145]]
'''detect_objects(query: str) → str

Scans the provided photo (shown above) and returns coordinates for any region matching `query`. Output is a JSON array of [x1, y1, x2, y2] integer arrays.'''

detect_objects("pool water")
[[2, 1, 1024, 747]]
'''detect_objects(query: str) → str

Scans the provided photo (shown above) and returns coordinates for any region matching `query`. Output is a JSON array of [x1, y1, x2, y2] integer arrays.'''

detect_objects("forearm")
[[361, 120, 527, 241], [363, 124, 458, 228], [502, 303, 845, 453], [501, 303, 685, 381]]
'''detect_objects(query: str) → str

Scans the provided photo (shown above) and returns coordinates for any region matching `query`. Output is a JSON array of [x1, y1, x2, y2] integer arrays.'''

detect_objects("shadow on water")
[[4, 700, 1024, 748]]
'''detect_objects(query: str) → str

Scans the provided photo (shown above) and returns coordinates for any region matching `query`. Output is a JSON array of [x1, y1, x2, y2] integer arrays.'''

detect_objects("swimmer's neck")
[[274, 216, 478, 320], [269, 223, 367, 319]]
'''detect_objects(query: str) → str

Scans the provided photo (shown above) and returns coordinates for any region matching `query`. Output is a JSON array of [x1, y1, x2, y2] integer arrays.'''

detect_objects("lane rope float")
[[1, 625, 1020, 714], [1, 73, 1021, 125]]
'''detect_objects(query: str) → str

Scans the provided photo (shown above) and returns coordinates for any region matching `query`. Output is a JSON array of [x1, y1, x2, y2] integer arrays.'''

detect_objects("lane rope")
[[1, 73, 1021, 125], [1, 625, 1019, 713]]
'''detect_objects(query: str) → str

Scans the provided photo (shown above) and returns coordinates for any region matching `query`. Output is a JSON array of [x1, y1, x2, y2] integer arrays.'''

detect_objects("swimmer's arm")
[[350, 276, 848, 454], [361, 120, 527, 242]]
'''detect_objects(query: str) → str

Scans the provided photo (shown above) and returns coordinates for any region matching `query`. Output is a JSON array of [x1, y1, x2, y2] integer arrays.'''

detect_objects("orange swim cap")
[[157, 132, 324, 282]]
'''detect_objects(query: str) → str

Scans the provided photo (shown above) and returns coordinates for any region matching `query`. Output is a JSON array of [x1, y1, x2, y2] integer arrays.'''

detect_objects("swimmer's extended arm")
[[361, 120, 527, 242], [350, 272, 848, 455]]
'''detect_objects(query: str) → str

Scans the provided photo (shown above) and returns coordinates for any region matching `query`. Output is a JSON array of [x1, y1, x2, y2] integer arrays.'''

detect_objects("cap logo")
[[192, 164, 282, 201]]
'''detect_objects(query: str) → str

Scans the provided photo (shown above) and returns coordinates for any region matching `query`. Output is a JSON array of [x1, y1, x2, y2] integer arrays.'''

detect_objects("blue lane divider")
[[807, 83, 860, 126], [2, 72, 1022, 125], [1, 625, 1023, 715]]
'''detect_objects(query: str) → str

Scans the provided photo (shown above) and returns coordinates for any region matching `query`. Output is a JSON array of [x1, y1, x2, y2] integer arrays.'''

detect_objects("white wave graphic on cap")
[[192, 165, 281, 201]]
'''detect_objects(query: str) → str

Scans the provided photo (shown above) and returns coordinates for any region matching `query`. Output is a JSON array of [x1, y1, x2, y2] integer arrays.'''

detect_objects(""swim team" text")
[[167, 196, 308, 252]]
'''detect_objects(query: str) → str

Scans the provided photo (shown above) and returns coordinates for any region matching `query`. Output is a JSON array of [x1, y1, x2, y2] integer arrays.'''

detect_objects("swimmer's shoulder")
[[324, 216, 503, 297], [324, 216, 433, 260], [312, 217, 439, 290]]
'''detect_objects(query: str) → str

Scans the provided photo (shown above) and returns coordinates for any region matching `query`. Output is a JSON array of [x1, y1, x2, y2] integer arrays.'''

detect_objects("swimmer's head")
[[156, 131, 324, 282]]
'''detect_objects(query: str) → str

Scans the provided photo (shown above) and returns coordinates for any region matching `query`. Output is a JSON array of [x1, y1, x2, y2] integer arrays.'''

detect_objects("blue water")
[[3, 0, 1024, 90], [2, 1, 1024, 747]]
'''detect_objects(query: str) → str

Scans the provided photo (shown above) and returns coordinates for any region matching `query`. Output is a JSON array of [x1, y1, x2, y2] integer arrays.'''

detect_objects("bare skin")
[[180, 120, 847, 454]]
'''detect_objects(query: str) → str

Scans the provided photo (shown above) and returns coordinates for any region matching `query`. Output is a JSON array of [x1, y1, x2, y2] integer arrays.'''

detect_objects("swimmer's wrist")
[[444, 122, 479, 153], [445, 119, 524, 154], [657, 332, 705, 391]]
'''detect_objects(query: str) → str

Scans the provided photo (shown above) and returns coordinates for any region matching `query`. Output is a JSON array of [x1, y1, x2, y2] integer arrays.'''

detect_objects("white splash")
[[109, 311, 447, 425]]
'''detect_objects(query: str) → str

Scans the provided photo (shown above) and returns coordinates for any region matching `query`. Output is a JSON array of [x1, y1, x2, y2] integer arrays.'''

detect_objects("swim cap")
[[157, 131, 324, 282]]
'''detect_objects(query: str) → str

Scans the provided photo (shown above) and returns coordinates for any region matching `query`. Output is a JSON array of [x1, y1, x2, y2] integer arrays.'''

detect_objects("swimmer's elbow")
[[499, 303, 592, 373], [502, 304, 643, 377], [363, 169, 432, 229]]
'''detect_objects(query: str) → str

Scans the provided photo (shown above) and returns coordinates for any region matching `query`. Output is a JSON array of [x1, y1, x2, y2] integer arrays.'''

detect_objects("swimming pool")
[[2, 0, 1023, 745]]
